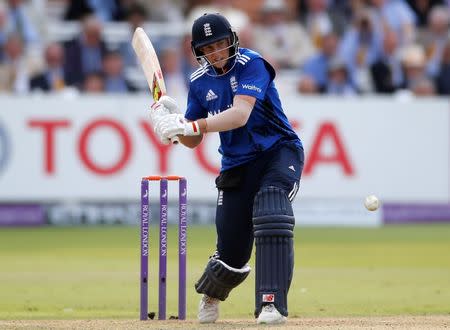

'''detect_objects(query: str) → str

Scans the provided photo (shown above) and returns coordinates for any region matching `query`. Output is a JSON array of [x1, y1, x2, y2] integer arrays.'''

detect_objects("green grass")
[[0, 225, 449, 319]]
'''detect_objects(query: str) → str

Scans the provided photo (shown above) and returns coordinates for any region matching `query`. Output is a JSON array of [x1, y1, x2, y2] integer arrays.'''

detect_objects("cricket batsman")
[[151, 13, 305, 324]]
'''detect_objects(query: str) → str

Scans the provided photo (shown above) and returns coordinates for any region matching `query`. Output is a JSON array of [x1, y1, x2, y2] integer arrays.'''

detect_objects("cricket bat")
[[132, 27, 179, 143]]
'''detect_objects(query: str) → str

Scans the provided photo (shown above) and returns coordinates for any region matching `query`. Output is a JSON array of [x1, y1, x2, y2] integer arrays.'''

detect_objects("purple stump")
[[178, 178, 187, 320], [159, 178, 168, 320], [140, 179, 149, 320]]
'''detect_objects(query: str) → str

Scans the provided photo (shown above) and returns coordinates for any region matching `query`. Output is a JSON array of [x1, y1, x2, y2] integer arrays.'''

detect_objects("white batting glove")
[[156, 114, 201, 141], [159, 95, 182, 115], [153, 115, 171, 145], [148, 101, 169, 126]]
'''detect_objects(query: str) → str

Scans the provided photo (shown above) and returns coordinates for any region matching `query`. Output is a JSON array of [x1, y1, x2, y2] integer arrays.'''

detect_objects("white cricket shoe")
[[256, 304, 287, 324], [198, 295, 220, 323]]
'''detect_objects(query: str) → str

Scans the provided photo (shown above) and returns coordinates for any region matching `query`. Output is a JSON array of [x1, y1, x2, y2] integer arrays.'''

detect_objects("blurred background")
[[0, 0, 449, 227], [0, 0, 449, 96], [0, 0, 449, 324]]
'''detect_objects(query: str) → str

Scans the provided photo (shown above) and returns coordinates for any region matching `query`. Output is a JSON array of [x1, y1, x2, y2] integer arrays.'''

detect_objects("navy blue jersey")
[[185, 48, 302, 171]]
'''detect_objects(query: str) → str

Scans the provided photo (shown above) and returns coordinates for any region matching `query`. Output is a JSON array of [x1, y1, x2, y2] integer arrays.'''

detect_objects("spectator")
[[435, 38, 450, 95], [30, 43, 68, 92], [338, 8, 383, 92], [369, 0, 417, 45], [4, 0, 39, 45], [0, 4, 9, 61], [159, 43, 186, 97], [297, 74, 320, 94], [326, 56, 358, 95], [186, 0, 250, 34], [64, 0, 93, 21], [405, 0, 445, 27], [348, 0, 369, 15], [102, 50, 137, 93], [370, 29, 403, 93], [301, 0, 347, 48], [64, 0, 131, 22], [327, 0, 354, 24], [186, 0, 252, 47], [300, 31, 340, 92], [180, 32, 199, 87], [410, 76, 436, 96], [399, 43, 433, 91], [253, 0, 315, 69], [418, 6, 450, 77], [85, 0, 122, 22], [0, 33, 36, 93], [142, 0, 183, 23], [82, 71, 104, 93], [119, 3, 148, 69], [63, 15, 107, 88]]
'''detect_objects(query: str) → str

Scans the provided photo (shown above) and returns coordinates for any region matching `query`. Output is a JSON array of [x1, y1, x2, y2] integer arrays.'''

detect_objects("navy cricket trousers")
[[214, 142, 304, 269]]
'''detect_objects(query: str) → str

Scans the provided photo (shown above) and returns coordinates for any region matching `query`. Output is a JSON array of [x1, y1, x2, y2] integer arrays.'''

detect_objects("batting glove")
[[153, 115, 171, 145], [156, 114, 201, 141], [148, 101, 170, 126], [159, 95, 182, 115]]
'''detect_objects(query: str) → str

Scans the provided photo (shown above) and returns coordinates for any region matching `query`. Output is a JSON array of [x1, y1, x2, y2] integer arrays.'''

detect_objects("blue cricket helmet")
[[191, 13, 239, 68]]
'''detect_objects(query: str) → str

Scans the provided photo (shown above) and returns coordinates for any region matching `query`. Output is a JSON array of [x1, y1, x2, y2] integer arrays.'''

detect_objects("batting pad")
[[253, 186, 295, 317], [195, 258, 251, 301]]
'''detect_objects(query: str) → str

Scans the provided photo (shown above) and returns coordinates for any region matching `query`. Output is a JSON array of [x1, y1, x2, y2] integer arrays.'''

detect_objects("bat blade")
[[132, 27, 178, 143], [132, 27, 167, 101]]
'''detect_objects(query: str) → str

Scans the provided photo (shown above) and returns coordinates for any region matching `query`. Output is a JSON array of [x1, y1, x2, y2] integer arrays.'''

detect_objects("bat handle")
[[171, 136, 179, 144]]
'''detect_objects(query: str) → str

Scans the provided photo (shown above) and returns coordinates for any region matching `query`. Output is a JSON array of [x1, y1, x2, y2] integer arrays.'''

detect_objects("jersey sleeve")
[[236, 58, 271, 100], [185, 85, 208, 121]]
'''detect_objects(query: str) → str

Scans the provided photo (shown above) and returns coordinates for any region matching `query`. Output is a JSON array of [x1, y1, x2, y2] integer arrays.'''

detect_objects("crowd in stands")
[[0, 0, 449, 97]]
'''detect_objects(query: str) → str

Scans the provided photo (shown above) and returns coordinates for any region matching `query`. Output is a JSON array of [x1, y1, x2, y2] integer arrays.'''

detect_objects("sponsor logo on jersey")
[[242, 84, 262, 93], [206, 89, 218, 101], [262, 294, 275, 302], [230, 76, 238, 92], [203, 23, 212, 37]]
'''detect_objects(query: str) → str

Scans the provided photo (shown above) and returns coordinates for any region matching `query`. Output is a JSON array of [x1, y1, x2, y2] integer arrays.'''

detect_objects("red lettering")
[[304, 122, 354, 176], [79, 118, 131, 175], [28, 119, 71, 174], [140, 121, 173, 174]]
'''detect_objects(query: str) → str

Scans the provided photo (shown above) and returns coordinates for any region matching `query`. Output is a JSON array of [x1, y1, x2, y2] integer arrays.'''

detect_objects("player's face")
[[200, 38, 230, 70]]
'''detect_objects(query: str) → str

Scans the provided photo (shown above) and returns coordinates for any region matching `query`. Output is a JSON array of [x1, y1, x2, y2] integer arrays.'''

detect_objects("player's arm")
[[155, 94, 256, 145], [174, 94, 255, 146], [196, 94, 256, 133]]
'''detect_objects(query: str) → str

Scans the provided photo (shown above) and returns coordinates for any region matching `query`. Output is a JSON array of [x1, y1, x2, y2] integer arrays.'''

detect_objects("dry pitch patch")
[[1, 316, 449, 330]]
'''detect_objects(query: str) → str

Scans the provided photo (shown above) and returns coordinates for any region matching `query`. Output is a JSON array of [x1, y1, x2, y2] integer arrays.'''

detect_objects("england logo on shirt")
[[230, 76, 238, 92]]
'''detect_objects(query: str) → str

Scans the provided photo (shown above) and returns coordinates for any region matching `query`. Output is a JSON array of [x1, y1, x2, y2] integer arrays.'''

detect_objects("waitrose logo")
[[242, 84, 262, 93]]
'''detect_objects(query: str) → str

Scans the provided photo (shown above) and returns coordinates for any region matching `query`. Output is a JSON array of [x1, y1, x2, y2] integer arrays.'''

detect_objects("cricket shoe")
[[256, 304, 287, 324], [198, 295, 220, 323]]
